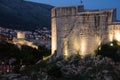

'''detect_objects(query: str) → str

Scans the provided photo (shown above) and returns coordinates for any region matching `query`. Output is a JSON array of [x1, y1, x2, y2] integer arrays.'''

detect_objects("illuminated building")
[[13, 31, 38, 49], [17, 31, 25, 39], [52, 5, 120, 57]]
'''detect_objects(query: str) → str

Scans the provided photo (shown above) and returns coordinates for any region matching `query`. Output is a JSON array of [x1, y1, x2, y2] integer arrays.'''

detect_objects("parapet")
[[51, 5, 117, 23], [51, 5, 84, 18]]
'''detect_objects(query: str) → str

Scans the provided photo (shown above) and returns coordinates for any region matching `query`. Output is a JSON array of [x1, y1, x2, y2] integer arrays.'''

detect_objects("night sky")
[[27, 0, 120, 20]]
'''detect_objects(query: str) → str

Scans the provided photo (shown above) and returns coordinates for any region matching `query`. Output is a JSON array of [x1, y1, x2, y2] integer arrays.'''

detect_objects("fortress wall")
[[51, 17, 57, 54], [52, 6, 118, 57], [108, 24, 120, 42], [51, 6, 78, 55]]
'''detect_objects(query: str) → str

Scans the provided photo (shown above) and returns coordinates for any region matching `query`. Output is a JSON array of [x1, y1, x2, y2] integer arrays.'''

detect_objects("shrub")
[[95, 40, 120, 62]]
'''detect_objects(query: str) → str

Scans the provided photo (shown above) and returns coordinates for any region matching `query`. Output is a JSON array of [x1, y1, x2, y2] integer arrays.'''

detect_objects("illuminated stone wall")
[[108, 23, 120, 41], [52, 5, 119, 57], [13, 31, 38, 49], [51, 8, 57, 55]]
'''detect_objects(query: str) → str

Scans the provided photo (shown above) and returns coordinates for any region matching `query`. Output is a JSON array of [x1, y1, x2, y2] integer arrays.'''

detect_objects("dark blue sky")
[[27, 0, 120, 19]]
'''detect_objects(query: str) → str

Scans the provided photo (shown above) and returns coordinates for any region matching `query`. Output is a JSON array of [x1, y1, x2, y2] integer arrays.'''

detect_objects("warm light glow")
[[19, 40, 25, 45], [81, 39, 86, 56], [52, 42, 56, 53], [63, 39, 68, 60], [64, 40, 68, 56], [73, 38, 80, 51], [115, 32, 120, 41], [96, 36, 101, 45], [109, 34, 113, 41], [73, 36, 87, 56], [99, 46, 101, 50], [52, 18, 57, 55], [13, 39, 38, 49], [43, 56, 51, 60], [117, 42, 120, 45], [110, 43, 113, 46], [64, 50, 68, 56]]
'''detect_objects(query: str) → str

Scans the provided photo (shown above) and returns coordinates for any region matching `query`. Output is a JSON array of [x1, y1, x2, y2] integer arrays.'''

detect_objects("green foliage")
[[95, 40, 120, 62]]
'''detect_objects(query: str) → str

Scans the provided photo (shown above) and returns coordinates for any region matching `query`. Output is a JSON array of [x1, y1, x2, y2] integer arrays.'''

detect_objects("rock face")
[[51, 5, 120, 57], [0, 0, 53, 31]]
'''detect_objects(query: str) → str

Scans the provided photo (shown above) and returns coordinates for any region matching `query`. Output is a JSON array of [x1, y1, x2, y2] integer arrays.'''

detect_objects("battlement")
[[78, 8, 116, 22], [52, 6, 116, 22], [51, 5, 84, 17]]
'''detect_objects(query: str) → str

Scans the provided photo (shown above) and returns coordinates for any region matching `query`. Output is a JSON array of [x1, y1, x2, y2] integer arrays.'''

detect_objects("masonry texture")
[[52, 5, 120, 57]]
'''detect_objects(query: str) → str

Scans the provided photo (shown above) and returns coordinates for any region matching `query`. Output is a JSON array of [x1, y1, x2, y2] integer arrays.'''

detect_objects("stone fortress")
[[13, 31, 38, 49], [51, 5, 120, 57]]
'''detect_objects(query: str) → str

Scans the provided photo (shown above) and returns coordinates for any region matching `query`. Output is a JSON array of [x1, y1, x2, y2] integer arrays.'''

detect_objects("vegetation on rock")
[[22, 54, 120, 80]]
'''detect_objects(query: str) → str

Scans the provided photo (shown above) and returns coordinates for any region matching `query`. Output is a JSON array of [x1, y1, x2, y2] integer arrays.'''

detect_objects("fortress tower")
[[52, 5, 120, 57], [17, 31, 25, 39]]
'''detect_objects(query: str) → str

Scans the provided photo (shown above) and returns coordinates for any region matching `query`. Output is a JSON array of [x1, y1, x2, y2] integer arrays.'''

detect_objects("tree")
[[95, 40, 120, 62], [0, 41, 20, 59], [20, 45, 40, 65], [38, 45, 51, 57]]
